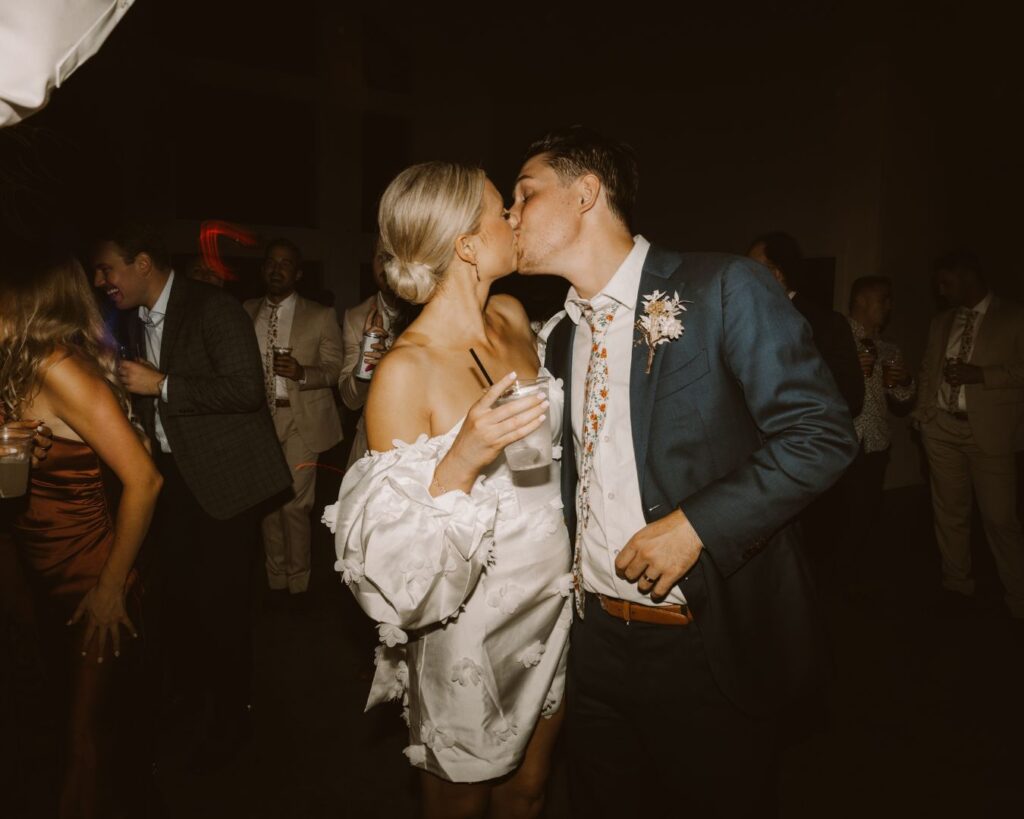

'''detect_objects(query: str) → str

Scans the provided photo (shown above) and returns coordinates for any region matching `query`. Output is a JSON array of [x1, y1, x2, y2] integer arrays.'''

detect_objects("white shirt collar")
[[265, 290, 298, 312], [969, 291, 993, 316], [139, 270, 175, 325], [376, 291, 399, 321], [564, 235, 650, 325]]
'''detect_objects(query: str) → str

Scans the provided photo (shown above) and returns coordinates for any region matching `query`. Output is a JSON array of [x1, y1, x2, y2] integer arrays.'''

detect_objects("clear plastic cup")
[[494, 376, 552, 472], [0, 426, 34, 498]]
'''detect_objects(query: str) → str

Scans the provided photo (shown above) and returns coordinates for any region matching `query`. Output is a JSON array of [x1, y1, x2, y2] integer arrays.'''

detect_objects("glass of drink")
[[0, 426, 35, 499], [493, 376, 553, 472], [118, 341, 145, 362], [858, 338, 877, 377], [272, 345, 293, 365], [881, 351, 903, 388]]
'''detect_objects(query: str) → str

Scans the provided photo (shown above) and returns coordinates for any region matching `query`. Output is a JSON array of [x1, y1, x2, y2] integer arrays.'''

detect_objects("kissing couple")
[[323, 126, 857, 818]]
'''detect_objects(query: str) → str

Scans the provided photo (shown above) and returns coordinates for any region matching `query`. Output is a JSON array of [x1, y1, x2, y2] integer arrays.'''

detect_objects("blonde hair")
[[0, 257, 131, 421], [377, 161, 486, 304]]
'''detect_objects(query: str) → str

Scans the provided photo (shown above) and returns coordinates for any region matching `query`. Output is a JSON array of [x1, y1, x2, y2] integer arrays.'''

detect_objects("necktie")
[[948, 308, 978, 411], [572, 302, 620, 617], [265, 302, 279, 413], [142, 309, 163, 365]]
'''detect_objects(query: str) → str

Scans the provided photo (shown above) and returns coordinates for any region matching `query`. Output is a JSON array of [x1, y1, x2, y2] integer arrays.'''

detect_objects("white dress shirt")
[[139, 271, 174, 453], [566, 235, 686, 607], [376, 292, 400, 340], [939, 291, 993, 412], [0, 1, 134, 126], [254, 292, 298, 400]]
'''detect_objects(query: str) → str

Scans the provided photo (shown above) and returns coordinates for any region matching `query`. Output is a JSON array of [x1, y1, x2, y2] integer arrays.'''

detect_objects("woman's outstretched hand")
[[68, 581, 137, 663]]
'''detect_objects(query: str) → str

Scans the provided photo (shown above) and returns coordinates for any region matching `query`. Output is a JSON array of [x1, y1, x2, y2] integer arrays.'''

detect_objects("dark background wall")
[[6, 0, 1021, 486]]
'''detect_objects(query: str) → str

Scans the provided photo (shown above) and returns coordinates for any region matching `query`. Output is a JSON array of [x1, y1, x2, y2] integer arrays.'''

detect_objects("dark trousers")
[[836, 446, 889, 587], [143, 453, 255, 728], [567, 594, 777, 819]]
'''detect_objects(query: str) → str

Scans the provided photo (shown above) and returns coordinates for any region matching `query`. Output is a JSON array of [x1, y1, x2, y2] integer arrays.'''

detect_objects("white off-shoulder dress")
[[322, 371, 572, 783]]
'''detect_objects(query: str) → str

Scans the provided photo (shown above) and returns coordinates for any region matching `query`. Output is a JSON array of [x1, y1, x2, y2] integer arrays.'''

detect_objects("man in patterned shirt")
[[840, 276, 916, 595]]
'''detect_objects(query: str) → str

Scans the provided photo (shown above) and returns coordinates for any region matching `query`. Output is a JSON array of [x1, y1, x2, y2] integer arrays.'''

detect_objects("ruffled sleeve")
[[323, 432, 500, 631]]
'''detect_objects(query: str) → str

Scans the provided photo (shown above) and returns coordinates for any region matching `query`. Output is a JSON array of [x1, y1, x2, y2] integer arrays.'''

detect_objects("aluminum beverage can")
[[356, 329, 387, 381]]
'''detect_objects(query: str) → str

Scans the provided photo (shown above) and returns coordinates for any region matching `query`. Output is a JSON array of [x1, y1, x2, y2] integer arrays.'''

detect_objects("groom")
[[512, 127, 858, 816]]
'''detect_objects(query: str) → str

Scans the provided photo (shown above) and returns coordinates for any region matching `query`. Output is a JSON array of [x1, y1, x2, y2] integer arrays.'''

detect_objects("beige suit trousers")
[[922, 411, 1024, 616], [261, 407, 317, 593]]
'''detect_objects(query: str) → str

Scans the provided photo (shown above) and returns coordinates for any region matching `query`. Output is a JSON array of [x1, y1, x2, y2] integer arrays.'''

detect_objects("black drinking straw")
[[468, 348, 493, 386]]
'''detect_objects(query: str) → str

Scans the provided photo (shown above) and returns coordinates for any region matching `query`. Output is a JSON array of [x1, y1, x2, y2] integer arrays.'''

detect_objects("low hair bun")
[[382, 256, 437, 304], [377, 161, 487, 306]]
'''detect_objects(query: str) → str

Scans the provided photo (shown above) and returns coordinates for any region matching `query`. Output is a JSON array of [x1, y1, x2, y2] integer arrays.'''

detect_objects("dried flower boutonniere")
[[635, 290, 687, 374]]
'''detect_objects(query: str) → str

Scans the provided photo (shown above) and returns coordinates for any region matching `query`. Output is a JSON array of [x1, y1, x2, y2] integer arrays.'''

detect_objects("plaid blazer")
[[130, 277, 291, 520]]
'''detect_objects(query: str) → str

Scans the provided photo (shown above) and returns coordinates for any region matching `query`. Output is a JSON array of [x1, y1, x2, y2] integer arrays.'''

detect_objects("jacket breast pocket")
[[655, 348, 710, 402]]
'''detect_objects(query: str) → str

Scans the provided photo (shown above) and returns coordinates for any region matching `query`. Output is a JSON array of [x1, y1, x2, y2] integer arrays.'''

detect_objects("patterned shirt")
[[847, 317, 916, 453]]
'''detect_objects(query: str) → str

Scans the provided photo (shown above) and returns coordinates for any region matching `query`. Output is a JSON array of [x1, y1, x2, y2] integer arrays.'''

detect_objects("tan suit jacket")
[[914, 295, 1024, 454], [244, 295, 345, 453], [340, 295, 376, 466]]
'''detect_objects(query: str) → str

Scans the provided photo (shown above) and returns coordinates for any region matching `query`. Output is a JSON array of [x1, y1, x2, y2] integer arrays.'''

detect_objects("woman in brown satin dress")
[[0, 258, 163, 819]]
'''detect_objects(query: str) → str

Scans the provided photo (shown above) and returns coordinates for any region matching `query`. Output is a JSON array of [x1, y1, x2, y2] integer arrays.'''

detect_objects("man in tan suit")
[[339, 249, 406, 468], [244, 239, 344, 596], [914, 251, 1024, 618]]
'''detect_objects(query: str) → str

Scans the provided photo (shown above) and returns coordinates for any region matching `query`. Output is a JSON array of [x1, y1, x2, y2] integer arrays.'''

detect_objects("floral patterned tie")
[[572, 302, 620, 617], [265, 301, 279, 414], [948, 308, 978, 411]]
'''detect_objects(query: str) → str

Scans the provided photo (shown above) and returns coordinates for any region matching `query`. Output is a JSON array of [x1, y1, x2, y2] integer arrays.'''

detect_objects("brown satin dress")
[[12, 436, 141, 818], [13, 435, 131, 619]]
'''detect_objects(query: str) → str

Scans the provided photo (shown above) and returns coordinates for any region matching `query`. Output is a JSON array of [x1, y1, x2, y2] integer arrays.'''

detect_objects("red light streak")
[[199, 220, 258, 282]]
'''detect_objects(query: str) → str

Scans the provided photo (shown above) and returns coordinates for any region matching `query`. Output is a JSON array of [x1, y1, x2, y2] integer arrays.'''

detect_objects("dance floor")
[[3, 448, 1024, 818]]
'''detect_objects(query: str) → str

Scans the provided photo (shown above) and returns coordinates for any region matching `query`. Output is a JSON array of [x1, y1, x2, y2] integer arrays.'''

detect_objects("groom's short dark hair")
[[524, 126, 639, 230], [101, 220, 172, 271]]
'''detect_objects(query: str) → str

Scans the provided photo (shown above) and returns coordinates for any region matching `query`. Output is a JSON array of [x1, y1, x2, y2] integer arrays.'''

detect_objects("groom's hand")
[[616, 509, 703, 600]]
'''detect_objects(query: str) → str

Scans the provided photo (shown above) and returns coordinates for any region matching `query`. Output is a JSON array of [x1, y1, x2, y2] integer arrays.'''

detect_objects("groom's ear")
[[576, 173, 602, 216], [454, 233, 476, 266]]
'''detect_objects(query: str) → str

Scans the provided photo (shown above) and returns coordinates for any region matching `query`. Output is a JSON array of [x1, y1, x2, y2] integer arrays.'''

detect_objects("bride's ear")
[[454, 233, 477, 266]]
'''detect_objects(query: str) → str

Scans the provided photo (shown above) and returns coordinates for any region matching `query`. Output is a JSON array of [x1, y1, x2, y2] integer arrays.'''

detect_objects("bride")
[[324, 161, 571, 818]]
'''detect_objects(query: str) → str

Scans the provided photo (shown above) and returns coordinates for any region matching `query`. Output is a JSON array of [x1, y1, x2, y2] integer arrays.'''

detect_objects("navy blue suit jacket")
[[544, 245, 858, 715]]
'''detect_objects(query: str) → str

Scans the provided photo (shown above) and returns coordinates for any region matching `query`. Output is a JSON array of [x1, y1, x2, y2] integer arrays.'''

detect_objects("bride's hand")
[[68, 580, 137, 663], [443, 371, 549, 483]]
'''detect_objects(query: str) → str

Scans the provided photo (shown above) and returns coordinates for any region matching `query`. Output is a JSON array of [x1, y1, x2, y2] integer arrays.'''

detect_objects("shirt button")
[[607, 492, 615, 500], [613, 548, 620, 556], [603, 434, 610, 443]]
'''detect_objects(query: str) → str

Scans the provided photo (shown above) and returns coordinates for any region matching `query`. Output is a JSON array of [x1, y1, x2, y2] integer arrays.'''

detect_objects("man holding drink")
[[339, 244, 409, 468], [914, 252, 1024, 620], [244, 238, 344, 601]]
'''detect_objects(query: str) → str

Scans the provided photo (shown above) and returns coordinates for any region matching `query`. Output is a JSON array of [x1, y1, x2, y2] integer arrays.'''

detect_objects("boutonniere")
[[635, 290, 687, 374]]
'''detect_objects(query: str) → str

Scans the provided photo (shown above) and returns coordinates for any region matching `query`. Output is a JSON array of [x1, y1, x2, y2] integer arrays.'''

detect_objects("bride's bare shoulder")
[[364, 343, 434, 450]]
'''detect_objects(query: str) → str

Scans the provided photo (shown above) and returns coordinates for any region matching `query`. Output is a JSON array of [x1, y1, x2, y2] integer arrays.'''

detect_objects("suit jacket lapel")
[[544, 314, 577, 535], [159, 276, 188, 372], [287, 296, 309, 399], [972, 296, 1000, 360], [629, 245, 685, 498], [928, 310, 956, 393]]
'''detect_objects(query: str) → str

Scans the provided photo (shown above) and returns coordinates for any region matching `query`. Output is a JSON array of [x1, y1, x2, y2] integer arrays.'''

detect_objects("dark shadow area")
[[5, 476, 1024, 817]]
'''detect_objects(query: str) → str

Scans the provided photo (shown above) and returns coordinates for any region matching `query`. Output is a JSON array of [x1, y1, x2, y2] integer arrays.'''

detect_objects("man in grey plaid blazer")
[[94, 222, 290, 771]]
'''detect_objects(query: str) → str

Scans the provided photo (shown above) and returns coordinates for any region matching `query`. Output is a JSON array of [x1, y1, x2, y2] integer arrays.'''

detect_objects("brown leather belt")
[[275, 399, 291, 408], [596, 593, 694, 626]]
